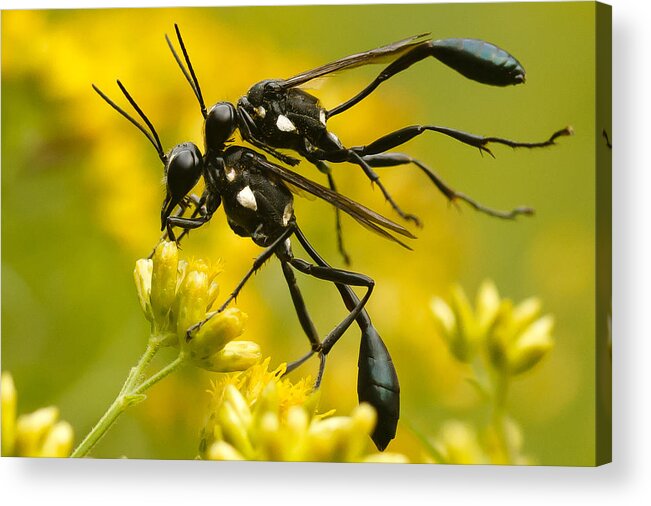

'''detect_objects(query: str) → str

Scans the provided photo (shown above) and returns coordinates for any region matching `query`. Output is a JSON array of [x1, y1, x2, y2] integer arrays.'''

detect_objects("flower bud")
[[198, 341, 261, 373], [436, 420, 487, 464], [39, 421, 74, 458], [1, 372, 17, 456], [150, 241, 179, 328], [133, 259, 153, 321], [218, 400, 254, 458], [362, 452, 410, 463], [476, 280, 501, 333], [206, 440, 245, 460], [506, 315, 554, 375], [223, 384, 252, 429], [175, 270, 210, 338], [187, 308, 248, 359], [510, 297, 543, 336], [15, 406, 59, 457]]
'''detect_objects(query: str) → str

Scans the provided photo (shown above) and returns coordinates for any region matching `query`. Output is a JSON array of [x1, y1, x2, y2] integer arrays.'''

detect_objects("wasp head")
[[204, 102, 238, 153], [161, 142, 203, 230]]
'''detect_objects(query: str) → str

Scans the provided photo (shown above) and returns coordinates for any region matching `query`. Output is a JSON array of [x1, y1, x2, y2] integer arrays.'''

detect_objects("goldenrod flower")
[[429, 420, 488, 464], [134, 241, 261, 372], [428, 418, 532, 465], [200, 359, 408, 463], [432, 280, 554, 375], [1, 372, 74, 458], [488, 298, 555, 376], [430, 279, 501, 362], [1, 372, 17, 455]]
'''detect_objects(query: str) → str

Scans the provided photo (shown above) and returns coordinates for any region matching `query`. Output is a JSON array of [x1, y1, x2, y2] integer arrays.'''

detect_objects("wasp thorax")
[[245, 79, 282, 106], [204, 102, 237, 151]]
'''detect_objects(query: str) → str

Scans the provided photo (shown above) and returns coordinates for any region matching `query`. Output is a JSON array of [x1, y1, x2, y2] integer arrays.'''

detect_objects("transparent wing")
[[253, 157, 417, 249], [279, 33, 431, 89]]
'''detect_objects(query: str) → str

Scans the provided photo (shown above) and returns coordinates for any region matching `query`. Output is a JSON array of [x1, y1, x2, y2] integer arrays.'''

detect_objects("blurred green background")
[[2, 3, 598, 464]]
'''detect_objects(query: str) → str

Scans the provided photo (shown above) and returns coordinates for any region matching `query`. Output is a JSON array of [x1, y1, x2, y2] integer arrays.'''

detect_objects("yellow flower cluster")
[[431, 280, 554, 375], [428, 418, 531, 466], [134, 241, 261, 372], [1, 372, 74, 458], [200, 359, 408, 463]]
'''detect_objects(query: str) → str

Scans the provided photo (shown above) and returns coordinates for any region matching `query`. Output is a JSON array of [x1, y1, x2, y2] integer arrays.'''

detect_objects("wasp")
[[93, 65, 410, 449], [166, 25, 571, 263]]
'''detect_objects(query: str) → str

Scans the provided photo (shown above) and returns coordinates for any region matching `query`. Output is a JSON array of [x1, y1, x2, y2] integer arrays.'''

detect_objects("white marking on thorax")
[[276, 114, 296, 132], [282, 203, 293, 226], [255, 106, 266, 118], [236, 186, 258, 211], [225, 167, 236, 182], [326, 131, 342, 149], [319, 109, 327, 126]]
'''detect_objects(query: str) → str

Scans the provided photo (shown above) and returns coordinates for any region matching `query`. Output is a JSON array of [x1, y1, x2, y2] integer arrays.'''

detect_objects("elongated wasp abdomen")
[[429, 38, 525, 86]]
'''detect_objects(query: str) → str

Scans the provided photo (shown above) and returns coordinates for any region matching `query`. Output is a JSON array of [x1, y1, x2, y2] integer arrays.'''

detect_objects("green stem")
[[490, 372, 511, 464], [70, 337, 179, 458], [133, 355, 184, 396]]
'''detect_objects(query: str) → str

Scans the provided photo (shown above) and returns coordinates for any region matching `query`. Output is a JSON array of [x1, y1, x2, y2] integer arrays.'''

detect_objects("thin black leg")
[[352, 125, 573, 158], [313, 160, 351, 265], [280, 259, 321, 351], [362, 152, 534, 220], [148, 193, 204, 259], [293, 225, 399, 451], [287, 255, 374, 388], [185, 225, 295, 339], [305, 148, 422, 227]]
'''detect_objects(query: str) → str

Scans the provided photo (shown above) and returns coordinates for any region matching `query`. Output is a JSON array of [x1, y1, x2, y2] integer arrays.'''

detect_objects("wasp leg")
[[306, 148, 422, 227], [148, 193, 205, 259], [287, 256, 374, 389], [362, 153, 534, 220], [280, 260, 322, 370], [186, 226, 295, 339], [293, 225, 399, 451], [352, 125, 573, 158], [313, 160, 351, 266]]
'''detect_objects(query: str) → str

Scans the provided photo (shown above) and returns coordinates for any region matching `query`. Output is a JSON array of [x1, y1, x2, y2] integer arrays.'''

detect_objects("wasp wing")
[[254, 157, 416, 249], [279, 33, 431, 90]]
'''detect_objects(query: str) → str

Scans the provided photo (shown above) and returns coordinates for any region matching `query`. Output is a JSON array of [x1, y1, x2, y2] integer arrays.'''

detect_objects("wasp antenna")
[[92, 83, 166, 164], [114, 80, 167, 164], [166, 24, 207, 119]]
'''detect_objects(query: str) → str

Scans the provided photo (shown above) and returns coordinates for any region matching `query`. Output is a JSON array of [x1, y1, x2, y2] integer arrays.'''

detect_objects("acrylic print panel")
[[1, 2, 611, 465]]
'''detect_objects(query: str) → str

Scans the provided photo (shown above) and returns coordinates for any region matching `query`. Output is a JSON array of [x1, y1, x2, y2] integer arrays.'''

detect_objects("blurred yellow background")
[[2, 3, 599, 464]]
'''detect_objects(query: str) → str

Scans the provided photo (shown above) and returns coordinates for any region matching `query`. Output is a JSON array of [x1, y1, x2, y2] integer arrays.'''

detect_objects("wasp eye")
[[204, 102, 237, 151], [161, 142, 202, 230]]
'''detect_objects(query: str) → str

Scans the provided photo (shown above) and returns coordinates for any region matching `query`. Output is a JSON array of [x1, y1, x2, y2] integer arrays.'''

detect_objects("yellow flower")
[[488, 298, 555, 376], [429, 420, 488, 465], [1, 372, 74, 458], [432, 280, 554, 375], [428, 418, 532, 465], [430, 280, 501, 362], [200, 359, 407, 463], [134, 242, 261, 372], [1, 372, 17, 455]]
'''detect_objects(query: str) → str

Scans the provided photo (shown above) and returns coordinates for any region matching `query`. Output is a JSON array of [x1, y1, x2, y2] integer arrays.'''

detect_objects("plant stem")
[[490, 372, 512, 464], [70, 337, 179, 458]]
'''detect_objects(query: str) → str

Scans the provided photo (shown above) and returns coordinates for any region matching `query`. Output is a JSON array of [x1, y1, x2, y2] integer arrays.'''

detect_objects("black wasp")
[[93, 67, 411, 449], [166, 25, 572, 264]]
